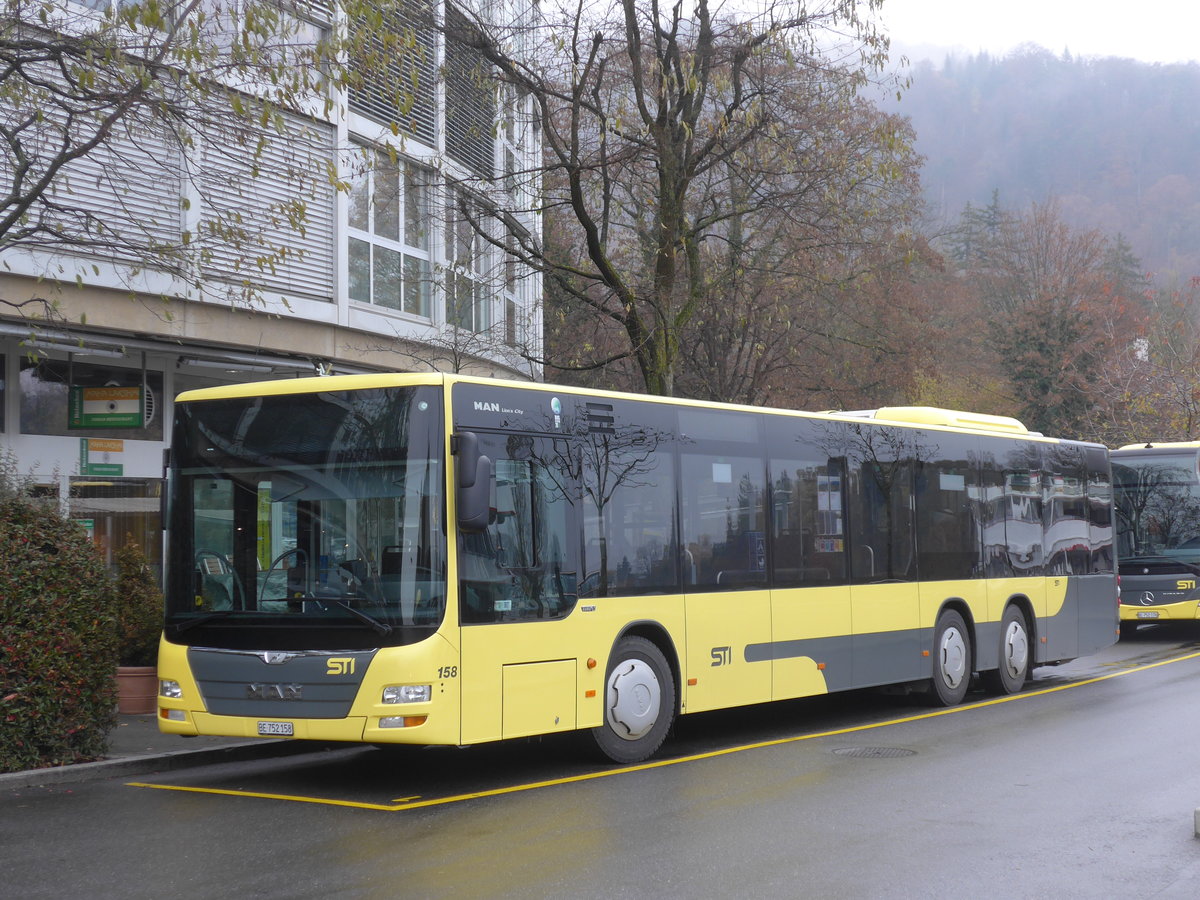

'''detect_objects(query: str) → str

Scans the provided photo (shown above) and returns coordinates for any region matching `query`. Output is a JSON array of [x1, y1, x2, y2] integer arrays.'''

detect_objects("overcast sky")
[[878, 0, 1198, 65]]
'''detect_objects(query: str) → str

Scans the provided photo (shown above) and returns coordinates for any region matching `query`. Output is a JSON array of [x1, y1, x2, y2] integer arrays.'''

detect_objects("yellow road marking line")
[[129, 648, 1200, 812], [124, 782, 401, 811]]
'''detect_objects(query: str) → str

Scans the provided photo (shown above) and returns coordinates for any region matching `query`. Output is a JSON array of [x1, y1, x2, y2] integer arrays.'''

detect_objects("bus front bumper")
[[1120, 599, 1200, 623]]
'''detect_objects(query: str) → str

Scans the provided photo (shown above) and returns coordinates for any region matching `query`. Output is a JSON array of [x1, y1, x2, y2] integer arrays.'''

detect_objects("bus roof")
[[176, 373, 1048, 440], [174, 372, 445, 403], [840, 406, 1029, 435], [1115, 441, 1200, 451]]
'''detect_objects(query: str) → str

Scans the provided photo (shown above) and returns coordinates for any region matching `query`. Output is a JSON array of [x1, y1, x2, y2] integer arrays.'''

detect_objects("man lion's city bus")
[[1112, 442, 1200, 635], [157, 374, 1118, 762]]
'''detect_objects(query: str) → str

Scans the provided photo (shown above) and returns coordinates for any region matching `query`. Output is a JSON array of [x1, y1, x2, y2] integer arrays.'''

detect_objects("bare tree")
[[446, 0, 900, 396]]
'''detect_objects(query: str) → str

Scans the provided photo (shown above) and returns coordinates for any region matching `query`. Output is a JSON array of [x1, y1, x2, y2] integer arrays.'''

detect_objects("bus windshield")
[[165, 385, 446, 650], [1113, 451, 1200, 572]]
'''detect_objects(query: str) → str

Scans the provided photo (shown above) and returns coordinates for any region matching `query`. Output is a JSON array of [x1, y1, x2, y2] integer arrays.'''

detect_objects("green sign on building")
[[69, 386, 143, 429]]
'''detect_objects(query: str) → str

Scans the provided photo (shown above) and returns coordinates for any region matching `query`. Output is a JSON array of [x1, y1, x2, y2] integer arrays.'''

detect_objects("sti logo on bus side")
[[1179, 579, 1197, 591], [474, 401, 501, 412]]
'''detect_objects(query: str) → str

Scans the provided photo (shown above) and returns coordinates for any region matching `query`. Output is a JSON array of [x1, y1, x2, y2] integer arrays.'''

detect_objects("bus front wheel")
[[590, 636, 675, 764], [982, 605, 1030, 695], [928, 609, 971, 706]]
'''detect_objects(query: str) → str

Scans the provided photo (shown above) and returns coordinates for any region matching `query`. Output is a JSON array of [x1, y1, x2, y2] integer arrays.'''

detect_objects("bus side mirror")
[[454, 431, 492, 533]]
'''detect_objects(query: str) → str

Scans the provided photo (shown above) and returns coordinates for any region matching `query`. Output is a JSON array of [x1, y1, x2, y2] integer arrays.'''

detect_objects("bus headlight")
[[383, 685, 431, 704], [159, 680, 183, 699]]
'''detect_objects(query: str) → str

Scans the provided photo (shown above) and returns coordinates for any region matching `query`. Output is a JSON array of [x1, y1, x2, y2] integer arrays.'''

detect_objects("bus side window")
[[1043, 445, 1088, 576], [579, 405, 678, 598], [770, 461, 847, 587], [914, 431, 983, 582], [460, 436, 578, 623], [680, 451, 766, 590], [1085, 447, 1114, 574], [1002, 463, 1044, 576], [848, 458, 916, 583]]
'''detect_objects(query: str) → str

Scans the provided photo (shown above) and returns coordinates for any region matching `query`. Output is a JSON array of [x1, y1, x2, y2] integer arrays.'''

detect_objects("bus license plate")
[[257, 721, 294, 736], [1136, 611, 1160, 619]]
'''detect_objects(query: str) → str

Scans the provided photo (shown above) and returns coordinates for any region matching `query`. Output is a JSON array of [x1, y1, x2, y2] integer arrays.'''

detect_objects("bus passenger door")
[[679, 447, 773, 712], [848, 456, 923, 686], [457, 431, 583, 745], [768, 457, 853, 700]]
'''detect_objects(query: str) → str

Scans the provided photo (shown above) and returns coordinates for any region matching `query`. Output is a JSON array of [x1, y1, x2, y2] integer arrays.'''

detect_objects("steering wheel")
[[260, 547, 310, 604]]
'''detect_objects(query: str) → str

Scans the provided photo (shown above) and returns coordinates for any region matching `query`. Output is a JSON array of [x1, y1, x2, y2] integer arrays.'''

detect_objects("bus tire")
[[982, 605, 1030, 695], [590, 636, 675, 764], [928, 609, 971, 706]]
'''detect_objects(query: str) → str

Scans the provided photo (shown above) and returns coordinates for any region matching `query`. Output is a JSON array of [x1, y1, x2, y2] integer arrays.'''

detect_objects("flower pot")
[[115, 665, 158, 715]]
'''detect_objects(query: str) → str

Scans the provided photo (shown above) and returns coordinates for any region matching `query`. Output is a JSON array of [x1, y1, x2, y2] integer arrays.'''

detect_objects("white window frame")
[[346, 144, 435, 318]]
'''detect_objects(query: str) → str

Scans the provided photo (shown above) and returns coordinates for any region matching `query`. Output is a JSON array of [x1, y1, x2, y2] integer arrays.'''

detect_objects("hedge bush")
[[0, 491, 119, 773], [114, 538, 163, 667]]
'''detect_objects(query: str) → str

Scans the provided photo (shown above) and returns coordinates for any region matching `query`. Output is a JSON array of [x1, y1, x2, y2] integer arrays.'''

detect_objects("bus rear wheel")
[[590, 636, 675, 764], [982, 605, 1030, 695], [928, 609, 971, 706]]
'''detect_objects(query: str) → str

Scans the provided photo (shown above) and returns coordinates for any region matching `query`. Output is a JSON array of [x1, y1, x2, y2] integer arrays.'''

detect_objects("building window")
[[347, 146, 433, 317], [445, 186, 489, 332], [19, 359, 163, 441]]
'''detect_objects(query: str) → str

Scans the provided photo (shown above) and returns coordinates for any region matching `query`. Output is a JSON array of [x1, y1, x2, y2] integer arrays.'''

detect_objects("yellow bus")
[[1112, 442, 1200, 635], [157, 374, 1119, 762]]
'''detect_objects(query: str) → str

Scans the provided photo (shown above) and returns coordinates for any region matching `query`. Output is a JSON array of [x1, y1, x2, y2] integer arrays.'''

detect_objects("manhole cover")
[[832, 746, 917, 759]]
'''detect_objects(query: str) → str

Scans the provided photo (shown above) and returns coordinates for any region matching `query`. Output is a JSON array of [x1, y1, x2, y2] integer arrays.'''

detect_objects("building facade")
[[0, 0, 542, 574]]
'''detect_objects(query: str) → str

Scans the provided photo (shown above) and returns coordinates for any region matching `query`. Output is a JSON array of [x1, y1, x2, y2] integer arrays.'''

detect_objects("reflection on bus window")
[[460, 435, 578, 623]]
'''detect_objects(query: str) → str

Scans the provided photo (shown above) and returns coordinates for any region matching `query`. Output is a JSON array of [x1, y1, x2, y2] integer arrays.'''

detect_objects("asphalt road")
[[5, 623, 1200, 899]]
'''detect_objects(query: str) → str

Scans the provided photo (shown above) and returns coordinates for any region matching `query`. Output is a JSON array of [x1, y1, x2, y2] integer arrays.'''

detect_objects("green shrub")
[[114, 538, 163, 667], [0, 490, 119, 773]]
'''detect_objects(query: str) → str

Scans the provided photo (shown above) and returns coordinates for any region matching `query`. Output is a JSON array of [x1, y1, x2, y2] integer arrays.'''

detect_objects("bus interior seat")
[[382, 545, 404, 576]]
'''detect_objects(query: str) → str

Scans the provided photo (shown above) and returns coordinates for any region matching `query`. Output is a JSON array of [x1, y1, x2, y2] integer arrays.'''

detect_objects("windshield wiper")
[[169, 609, 234, 637], [334, 601, 393, 636]]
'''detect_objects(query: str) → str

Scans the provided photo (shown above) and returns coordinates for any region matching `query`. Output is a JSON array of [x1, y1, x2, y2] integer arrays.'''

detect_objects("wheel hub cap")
[[1002, 621, 1028, 678], [939, 627, 967, 689], [606, 659, 661, 740]]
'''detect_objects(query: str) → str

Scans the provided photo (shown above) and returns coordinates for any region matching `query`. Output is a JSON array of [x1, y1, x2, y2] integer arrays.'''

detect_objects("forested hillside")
[[890, 47, 1200, 280]]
